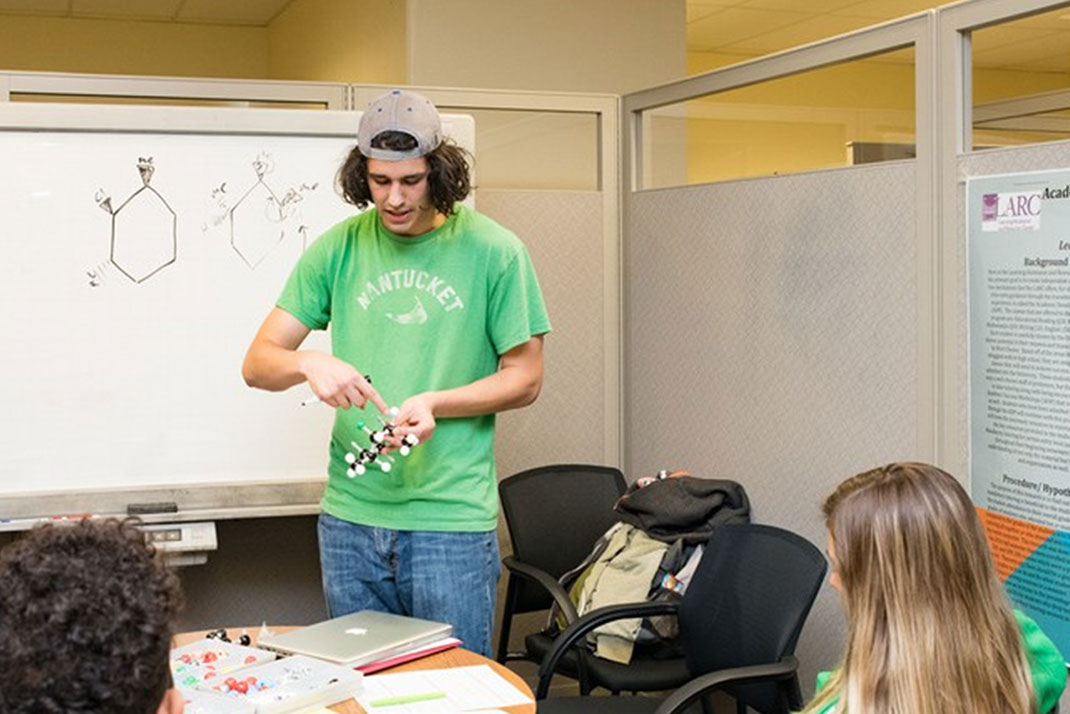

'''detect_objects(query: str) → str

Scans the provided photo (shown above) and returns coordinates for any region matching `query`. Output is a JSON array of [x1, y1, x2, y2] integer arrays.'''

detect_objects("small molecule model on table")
[[205, 627, 252, 647], [344, 408, 420, 478]]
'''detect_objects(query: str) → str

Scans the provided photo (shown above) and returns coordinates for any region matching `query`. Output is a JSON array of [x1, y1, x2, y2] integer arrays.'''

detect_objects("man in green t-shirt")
[[242, 89, 550, 656]]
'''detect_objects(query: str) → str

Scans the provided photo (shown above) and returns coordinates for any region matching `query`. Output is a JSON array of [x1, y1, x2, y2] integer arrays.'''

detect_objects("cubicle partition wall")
[[478, 189, 610, 475], [622, 13, 936, 694]]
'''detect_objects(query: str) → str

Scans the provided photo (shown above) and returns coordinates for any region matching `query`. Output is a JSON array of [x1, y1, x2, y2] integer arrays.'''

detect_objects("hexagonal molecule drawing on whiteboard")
[[204, 152, 318, 269], [91, 157, 177, 285]]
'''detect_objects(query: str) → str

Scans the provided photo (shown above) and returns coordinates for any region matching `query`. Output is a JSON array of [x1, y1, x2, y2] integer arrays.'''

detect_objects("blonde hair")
[[802, 462, 1035, 714]]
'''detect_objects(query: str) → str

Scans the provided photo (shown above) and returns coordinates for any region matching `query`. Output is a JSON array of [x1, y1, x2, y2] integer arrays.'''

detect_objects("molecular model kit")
[[197, 655, 363, 714], [345, 408, 420, 477]]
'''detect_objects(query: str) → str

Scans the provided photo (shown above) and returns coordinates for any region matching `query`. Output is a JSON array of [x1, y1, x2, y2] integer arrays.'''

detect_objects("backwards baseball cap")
[[357, 89, 443, 161]]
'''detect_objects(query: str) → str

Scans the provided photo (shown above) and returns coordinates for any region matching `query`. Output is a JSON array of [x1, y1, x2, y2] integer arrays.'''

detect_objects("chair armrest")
[[502, 555, 579, 623], [652, 656, 799, 714], [535, 600, 679, 699]]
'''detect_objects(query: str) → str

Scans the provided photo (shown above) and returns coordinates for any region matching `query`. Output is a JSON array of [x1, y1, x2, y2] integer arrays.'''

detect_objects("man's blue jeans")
[[317, 513, 501, 657]]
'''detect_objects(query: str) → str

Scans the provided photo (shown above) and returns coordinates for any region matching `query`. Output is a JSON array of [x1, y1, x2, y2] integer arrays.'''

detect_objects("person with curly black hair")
[[0, 518, 184, 714], [243, 88, 550, 657]]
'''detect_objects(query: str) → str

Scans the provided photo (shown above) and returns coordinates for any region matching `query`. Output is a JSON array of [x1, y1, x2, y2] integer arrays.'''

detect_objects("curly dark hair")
[[337, 131, 472, 217], [0, 518, 183, 714]]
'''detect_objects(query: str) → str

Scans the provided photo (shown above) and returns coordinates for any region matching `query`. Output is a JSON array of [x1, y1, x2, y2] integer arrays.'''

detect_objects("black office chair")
[[534, 523, 828, 714], [496, 464, 626, 689]]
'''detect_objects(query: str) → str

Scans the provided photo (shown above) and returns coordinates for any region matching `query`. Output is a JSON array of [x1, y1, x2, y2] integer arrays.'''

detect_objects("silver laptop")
[[257, 610, 453, 666]]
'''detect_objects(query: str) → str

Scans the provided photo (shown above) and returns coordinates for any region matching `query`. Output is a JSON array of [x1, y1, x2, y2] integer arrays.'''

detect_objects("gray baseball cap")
[[357, 89, 443, 161]]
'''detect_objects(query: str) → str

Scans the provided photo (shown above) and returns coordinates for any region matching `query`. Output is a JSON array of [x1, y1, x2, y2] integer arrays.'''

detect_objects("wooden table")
[[174, 626, 535, 714]]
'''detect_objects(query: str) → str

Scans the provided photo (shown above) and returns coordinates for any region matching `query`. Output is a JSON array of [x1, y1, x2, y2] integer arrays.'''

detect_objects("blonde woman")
[[803, 462, 1066, 714]]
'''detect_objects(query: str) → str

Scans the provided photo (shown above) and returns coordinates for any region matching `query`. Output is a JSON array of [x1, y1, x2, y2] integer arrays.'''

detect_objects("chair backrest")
[[679, 523, 827, 714], [499, 464, 627, 613]]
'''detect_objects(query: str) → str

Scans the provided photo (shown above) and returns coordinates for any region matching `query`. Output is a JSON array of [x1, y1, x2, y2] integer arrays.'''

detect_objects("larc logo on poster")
[[982, 190, 1042, 232]]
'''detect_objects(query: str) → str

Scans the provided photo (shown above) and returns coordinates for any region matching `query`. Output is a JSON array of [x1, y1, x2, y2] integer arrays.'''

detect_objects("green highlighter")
[[369, 691, 448, 708]]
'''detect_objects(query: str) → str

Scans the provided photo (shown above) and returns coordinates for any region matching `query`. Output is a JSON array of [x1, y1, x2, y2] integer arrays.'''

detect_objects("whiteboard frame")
[[0, 68, 349, 109]]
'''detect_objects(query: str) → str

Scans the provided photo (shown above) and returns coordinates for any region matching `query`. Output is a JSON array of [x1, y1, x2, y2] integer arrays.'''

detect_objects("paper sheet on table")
[[358, 665, 532, 713]]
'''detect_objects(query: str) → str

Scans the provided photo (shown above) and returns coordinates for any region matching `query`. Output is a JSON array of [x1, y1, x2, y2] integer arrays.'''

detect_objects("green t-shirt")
[[809, 610, 1067, 714], [277, 205, 551, 532]]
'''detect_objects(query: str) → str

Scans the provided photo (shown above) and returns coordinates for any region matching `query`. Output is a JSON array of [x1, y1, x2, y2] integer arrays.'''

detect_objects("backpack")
[[552, 471, 751, 663]]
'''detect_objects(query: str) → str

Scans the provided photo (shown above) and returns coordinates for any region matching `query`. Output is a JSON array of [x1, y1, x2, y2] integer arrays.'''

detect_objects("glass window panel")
[[641, 46, 916, 189], [970, 7, 1070, 150]]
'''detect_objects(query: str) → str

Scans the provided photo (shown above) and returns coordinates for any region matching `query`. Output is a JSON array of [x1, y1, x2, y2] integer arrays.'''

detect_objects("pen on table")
[[368, 691, 448, 707]]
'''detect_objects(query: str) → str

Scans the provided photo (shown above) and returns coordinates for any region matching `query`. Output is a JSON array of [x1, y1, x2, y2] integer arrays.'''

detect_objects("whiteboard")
[[0, 103, 475, 507]]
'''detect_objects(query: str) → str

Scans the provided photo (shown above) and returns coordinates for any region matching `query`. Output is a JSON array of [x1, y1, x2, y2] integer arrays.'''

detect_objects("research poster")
[[969, 169, 1070, 659]]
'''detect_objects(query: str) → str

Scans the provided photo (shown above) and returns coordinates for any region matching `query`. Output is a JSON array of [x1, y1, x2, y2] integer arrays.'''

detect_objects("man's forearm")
[[242, 341, 312, 392], [428, 363, 542, 418]]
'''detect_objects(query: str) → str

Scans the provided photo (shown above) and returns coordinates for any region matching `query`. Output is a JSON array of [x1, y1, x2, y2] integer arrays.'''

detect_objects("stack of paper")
[[357, 665, 533, 713]]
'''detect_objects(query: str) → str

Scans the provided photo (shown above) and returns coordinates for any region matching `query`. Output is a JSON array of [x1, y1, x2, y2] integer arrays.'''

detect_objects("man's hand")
[[301, 351, 389, 413], [389, 392, 438, 448]]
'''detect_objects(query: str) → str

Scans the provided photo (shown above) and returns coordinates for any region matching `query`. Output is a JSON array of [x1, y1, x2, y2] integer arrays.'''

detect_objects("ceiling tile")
[[830, 0, 938, 20], [687, 4, 722, 24], [971, 25, 1061, 53], [71, 0, 181, 20], [972, 31, 1070, 70], [740, 0, 858, 12], [1000, 8, 1070, 31], [178, 0, 291, 26], [723, 13, 875, 54], [0, 0, 66, 12], [688, 6, 810, 52]]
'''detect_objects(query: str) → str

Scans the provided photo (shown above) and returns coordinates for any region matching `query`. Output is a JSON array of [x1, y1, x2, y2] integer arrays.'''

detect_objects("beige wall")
[[0, 1, 683, 97], [0, 15, 268, 79], [408, 0, 685, 94], [0, 0, 408, 85], [267, 0, 407, 84]]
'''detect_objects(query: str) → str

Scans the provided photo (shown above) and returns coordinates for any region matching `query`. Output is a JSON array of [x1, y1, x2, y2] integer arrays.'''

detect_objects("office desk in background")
[[174, 627, 536, 714]]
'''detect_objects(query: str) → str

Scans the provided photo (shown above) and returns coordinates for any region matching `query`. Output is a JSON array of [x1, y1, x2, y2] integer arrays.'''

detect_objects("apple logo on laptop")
[[345, 627, 368, 636]]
